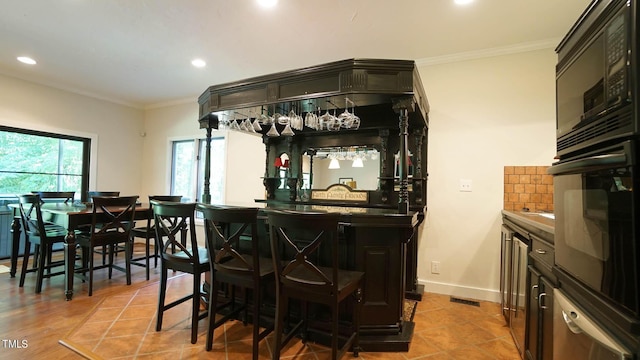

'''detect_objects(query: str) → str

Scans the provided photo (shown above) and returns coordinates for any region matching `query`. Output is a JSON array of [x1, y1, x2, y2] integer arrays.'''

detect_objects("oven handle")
[[548, 152, 628, 176], [554, 289, 632, 357]]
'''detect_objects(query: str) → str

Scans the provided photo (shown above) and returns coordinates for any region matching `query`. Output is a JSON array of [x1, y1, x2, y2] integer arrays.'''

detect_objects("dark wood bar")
[[197, 58, 429, 351]]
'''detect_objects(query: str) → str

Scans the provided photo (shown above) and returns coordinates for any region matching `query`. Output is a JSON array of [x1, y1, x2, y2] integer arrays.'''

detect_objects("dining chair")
[[268, 210, 363, 360], [76, 195, 138, 296], [16, 194, 68, 293], [153, 200, 208, 344], [87, 191, 121, 264], [29, 191, 75, 270], [87, 191, 120, 201], [129, 195, 182, 280], [198, 204, 274, 358]]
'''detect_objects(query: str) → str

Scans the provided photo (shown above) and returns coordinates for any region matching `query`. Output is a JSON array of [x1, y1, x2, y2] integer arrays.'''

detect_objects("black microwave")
[[556, 0, 636, 158]]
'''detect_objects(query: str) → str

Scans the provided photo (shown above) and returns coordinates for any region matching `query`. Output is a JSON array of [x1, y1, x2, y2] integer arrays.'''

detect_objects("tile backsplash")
[[503, 166, 553, 212]]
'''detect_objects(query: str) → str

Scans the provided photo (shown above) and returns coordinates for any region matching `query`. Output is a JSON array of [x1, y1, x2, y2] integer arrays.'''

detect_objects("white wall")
[[140, 102, 200, 199], [417, 48, 557, 301], [0, 74, 144, 196]]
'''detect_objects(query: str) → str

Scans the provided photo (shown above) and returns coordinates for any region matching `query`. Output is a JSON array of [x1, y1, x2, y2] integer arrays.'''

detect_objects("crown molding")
[[416, 38, 561, 66]]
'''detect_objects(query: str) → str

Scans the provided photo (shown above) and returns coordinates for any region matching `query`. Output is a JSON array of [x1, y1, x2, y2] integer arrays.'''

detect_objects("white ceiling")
[[0, 0, 591, 109]]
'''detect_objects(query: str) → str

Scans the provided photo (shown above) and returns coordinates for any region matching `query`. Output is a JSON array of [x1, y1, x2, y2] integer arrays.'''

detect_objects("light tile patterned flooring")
[[60, 273, 521, 359]]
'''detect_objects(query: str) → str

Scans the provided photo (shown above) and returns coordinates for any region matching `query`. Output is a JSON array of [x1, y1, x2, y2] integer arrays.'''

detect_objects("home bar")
[[196, 58, 429, 351]]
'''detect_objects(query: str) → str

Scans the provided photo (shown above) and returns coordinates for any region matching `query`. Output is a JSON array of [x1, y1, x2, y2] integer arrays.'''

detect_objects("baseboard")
[[418, 279, 501, 303]]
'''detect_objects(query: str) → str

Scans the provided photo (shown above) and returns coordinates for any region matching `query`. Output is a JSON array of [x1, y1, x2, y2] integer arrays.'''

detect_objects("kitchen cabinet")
[[526, 234, 555, 360], [502, 211, 555, 360], [500, 218, 529, 358]]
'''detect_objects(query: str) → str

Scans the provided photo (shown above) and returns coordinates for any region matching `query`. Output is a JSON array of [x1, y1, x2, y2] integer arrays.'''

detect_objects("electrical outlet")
[[459, 179, 472, 192], [431, 261, 440, 274]]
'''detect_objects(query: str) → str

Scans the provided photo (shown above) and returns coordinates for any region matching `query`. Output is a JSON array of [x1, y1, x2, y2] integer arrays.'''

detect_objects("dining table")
[[9, 201, 151, 300]]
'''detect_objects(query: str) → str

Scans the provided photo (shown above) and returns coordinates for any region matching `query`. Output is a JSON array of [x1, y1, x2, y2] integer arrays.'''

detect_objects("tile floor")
[[59, 273, 521, 359]]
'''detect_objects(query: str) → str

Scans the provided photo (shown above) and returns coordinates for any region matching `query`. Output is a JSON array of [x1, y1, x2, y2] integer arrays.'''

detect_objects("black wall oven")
[[549, 141, 640, 348]]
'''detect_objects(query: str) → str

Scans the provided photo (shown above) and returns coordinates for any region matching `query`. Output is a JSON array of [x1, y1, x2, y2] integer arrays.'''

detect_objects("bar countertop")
[[501, 209, 555, 242], [207, 201, 421, 228]]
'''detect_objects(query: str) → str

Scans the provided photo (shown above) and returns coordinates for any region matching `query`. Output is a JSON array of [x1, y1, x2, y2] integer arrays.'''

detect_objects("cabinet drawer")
[[530, 235, 554, 269]]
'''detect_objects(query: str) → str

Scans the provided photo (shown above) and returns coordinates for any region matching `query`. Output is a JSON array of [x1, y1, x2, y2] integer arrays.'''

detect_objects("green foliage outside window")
[[0, 129, 85, 197]]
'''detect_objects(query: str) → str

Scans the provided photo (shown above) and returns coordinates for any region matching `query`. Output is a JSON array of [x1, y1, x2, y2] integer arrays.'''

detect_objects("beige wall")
[[0, 47, 558, 302], [0, 73, 144, 196], [141, 101, 200, 199], [418, 48, 557, 301]]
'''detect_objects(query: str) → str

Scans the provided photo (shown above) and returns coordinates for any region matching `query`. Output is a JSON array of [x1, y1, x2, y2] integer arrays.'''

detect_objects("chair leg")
[[108, 244, 114, 279], [46, 244, 53, 274], [35, 242, 47, 293], [272, 293, 288, 360], [32, 244, 40, 269], [144, 236, 150, 280], [153, 237, 159, 268], [353, 288, 362, 357], [252, 285, 261, 360], [331, 303, 338, 360], [88, 248, 94, 296], [243, 288, 249, 325], [156, 265, 168, 332], [101, 245, 107, 265], [125, 241, 132, 285], [19, 240, 31, 288], [206, 276, 220, 351], [191, 272, 201, 344]]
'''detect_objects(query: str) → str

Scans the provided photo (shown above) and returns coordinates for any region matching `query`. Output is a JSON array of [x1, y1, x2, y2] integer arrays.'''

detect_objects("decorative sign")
[[311, 184, 368, 203], [310, 205, 367, 213]]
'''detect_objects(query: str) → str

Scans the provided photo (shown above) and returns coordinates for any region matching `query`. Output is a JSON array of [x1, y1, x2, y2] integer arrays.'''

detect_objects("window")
[[0, 126, 90, 200], [170, 137, 225, 203]]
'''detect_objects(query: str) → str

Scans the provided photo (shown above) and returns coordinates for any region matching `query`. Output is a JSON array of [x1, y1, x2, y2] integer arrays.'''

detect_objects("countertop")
[[501, 210, 555, 243]]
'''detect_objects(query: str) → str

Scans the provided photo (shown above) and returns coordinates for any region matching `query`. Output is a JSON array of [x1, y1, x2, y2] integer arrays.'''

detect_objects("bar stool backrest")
[[32, 191, 75, 204]]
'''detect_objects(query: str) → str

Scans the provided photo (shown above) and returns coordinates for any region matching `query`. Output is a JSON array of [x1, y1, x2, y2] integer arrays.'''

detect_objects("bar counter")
[[208, 201, 420, 352]]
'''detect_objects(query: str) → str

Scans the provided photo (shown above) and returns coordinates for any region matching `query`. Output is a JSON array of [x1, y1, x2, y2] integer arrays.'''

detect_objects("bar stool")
[[16, 194, 68, 293], [129, 195, 182, 280], [153, 201, 208, 344], [267, 210, 363, 360], [87, 191, 121, 264], [30, 191, 75, 270], [198, 204, 274, 359], [75, 195, 138, 296]]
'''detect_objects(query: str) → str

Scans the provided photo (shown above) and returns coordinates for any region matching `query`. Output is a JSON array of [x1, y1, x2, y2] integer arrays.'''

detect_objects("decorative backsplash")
[[503, 166, 553, 212]]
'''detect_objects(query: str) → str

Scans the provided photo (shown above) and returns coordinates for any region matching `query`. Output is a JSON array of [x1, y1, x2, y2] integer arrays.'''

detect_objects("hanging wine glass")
[[305, 107, 318, 130], [281, 124, 294, 136], [290, 107, 303, 131], [251, 109, 262, 131], [327, 106, 341, 131], [266, 104, 279, 137], [319, 101, 336, 130], [257, 106, 272, 125], [351, 100, 360, 130], [230, 113, 241, 131], [276, 107, 289, 125], [266, 121, 280, 137], [338, 97, 353, 128]]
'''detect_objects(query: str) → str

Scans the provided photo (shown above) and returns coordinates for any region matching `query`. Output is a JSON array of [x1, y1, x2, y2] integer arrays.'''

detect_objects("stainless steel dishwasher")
[[554, 288, 633, 359]]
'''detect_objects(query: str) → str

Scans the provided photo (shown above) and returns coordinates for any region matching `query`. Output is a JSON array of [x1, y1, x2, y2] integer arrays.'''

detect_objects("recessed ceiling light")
[[17, 56, 37, 65], [257, 0, 278, 8], [454, 0, 474, 5], [191, 59, 206, 68]]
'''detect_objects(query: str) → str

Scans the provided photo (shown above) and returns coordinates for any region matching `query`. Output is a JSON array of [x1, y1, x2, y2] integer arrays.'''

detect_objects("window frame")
[[0, 125, 94, 201], [169, 134, 226, 204]]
